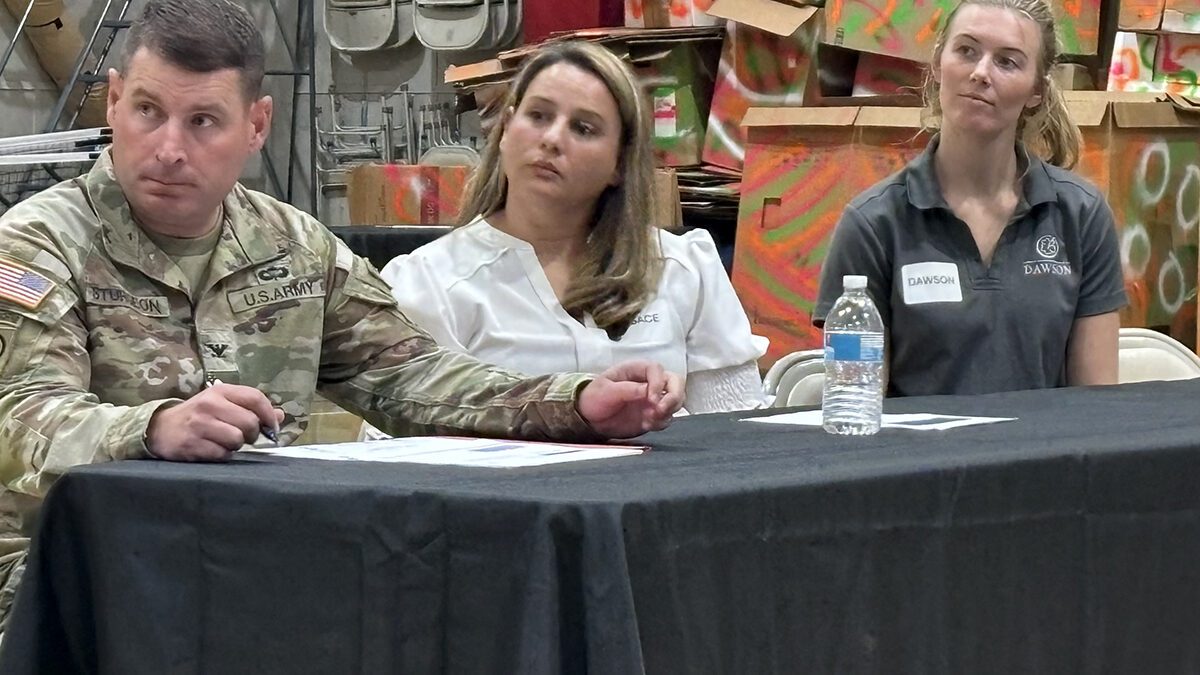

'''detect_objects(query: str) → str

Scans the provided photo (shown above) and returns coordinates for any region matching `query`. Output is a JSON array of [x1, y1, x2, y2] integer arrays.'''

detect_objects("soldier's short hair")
[[120, 0, 265, 101]]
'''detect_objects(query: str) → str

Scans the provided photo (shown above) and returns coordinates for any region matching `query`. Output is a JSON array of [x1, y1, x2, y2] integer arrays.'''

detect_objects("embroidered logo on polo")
[[227, 277, 325, 314], [1024, 234, 1072, 276], [901, 262, 963, 305], [1035, 234, 1060, 258]]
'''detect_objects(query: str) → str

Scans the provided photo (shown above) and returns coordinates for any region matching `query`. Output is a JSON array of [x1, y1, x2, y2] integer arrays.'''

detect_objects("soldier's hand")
[[576, 360, 684, 439], [146, 383, 285, 461]]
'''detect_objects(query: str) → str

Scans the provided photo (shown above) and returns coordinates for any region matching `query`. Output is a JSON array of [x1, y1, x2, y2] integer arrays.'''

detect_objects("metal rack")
[[315, 87, 478, 203], [0, 126, 109, 208]]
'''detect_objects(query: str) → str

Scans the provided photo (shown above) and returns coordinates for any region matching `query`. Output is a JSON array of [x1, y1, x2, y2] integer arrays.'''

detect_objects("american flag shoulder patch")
[[0, 257, 55, 309]]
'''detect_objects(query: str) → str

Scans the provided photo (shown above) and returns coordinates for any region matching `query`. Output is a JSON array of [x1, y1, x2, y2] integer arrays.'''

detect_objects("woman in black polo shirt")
[[814, 0, 1126, 396]]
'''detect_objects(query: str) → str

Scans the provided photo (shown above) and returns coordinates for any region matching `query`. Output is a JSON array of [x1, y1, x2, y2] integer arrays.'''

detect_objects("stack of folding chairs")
[[325, 0, 521, 52]]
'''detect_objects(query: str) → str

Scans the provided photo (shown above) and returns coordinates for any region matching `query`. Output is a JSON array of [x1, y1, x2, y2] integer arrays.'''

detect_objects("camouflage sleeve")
[[0, 273, 176, 499], [315, 241, 603, 442]]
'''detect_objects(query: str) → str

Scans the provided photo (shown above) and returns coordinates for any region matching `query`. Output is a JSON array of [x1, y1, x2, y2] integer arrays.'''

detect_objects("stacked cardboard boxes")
[[699, 0, 1099, 172], [1110, 0, 1200, 95]]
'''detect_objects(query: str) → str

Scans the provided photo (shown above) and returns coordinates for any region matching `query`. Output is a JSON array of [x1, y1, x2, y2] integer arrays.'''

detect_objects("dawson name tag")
[[901, 262, 963, 305]]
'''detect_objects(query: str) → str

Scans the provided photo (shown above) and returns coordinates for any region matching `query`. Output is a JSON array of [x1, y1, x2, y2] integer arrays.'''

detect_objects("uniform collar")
[[87, 149, 285, 289], [905, 134, 1058, 211]]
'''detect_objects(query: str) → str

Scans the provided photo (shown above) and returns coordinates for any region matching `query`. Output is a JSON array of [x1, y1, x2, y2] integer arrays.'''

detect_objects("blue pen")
[[207, 379, 280, 447]]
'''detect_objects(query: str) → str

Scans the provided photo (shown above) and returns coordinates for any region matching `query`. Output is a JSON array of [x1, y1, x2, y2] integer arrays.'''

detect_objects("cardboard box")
[[347, 164, 472, 226], [1052, 63, 1095, 90], [1108, 31, 1200, 96], [1119, 0, 1167, 30], [1116, 0, 1200, 32], [1064, 97, 1113, 195], [1108, 31, 1160, 92], [701, 0, 824, 171], [824, 0, 1101, 60], [632, 37, 722, 166], [1107, 99, 1199, 341], [1154, 32, 1200, 85], [626, 0, 721, 28], [730, 106, 926, 364], [654, 167, 685, 228], [851, 52, 925, 97], [1163, 0, 1200, 33]]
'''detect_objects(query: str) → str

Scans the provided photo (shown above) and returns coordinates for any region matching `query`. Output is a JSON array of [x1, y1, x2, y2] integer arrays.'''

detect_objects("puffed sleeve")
[[813, 205, 893, 327], [673, 229, 768, 375], [378, 250, 467, 353]]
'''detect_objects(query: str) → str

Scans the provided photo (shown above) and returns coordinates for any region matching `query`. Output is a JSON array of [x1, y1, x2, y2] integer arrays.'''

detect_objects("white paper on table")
[[242, 436, 645, 467], [745, 409, 1016, 431]]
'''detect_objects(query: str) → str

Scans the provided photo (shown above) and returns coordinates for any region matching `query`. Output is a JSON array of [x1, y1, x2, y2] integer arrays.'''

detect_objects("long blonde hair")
[[920, 0, 1081, 168], [460, 41, 661, 336]]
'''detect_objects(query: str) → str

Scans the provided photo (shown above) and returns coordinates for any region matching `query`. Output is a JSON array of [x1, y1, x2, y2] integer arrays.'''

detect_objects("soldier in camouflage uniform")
[[0, 0, 684, 633]]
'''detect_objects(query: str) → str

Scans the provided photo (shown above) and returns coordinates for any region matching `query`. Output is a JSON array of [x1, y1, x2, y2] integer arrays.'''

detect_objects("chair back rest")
[[785, 371, 825, 408], [773, 358, 825, 408], [1117, 327, 1200, 383], [762, 348, 822, 398]]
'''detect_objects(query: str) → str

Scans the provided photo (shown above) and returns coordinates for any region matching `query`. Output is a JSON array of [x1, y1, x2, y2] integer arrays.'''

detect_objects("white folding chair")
[[1117, 327, 1200, 383], [413, 0, 490, 51], [762, 348, 823, 399], [772, 357, 825, 408], [325, 0, 411, 52], [785, 370, 825, 407]]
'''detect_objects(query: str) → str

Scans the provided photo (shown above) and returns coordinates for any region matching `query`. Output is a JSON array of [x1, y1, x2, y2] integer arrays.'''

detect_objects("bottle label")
[[825, 332, 884, 362]]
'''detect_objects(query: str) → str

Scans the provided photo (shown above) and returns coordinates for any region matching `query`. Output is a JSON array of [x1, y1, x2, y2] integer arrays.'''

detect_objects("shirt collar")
[[86, 148, 285, 284], [905, 134, 1058, 211]]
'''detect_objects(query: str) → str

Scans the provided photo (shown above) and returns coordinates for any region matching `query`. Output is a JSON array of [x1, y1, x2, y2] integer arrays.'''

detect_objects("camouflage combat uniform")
[[0, 151, 598, 629]]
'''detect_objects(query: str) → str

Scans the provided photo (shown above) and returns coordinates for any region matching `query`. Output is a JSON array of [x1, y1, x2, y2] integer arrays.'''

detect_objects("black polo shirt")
[[814, 138, 1127, 396]]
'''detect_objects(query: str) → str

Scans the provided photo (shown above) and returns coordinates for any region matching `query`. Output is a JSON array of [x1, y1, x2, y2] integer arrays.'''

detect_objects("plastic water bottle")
[[822, 275, 884, 435]]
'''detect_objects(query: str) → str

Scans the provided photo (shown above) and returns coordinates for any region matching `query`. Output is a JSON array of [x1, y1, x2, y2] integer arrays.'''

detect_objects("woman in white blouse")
[[378, 41, 766, 416]]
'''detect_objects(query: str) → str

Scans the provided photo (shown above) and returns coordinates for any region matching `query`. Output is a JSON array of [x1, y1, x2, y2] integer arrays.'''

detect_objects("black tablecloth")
[[3, 380, 1200, 674], [328, 225, 450, 271]]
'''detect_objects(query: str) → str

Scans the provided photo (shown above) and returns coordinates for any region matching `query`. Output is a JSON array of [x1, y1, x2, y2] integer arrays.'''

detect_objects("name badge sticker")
[[901, 262, 963, 305]]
